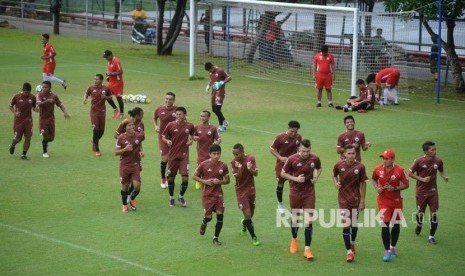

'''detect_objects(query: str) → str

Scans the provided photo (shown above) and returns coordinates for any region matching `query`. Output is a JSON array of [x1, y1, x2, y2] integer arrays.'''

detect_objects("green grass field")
[[1, 28, 464, 275]]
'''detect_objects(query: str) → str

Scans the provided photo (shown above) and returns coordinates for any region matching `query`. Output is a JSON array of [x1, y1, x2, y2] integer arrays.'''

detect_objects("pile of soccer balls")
[[122, 94, 152, 104]]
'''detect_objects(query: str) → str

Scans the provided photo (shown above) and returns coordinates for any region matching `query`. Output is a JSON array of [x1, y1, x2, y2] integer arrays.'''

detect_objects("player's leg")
[[116, 96, 124, 118], [315, 76, 323, 107], [340, 208, 354, 261], [212, 105, 225, 131], [325, 76, 334, 107], [158, 136, 169, 188], [213, 213, 224, 245], [383, 87, 390, 105], [129, 173, 141, 211], [415, 196, 427, 235], [167, 160, 178, 207], [428, 194, 439, 244], [289, 194, 299, 254], [177, 158, 189, 207], [303, 208, 314, 260], [10, 124, 24, 155], [106, 97, 119, 119], [391, 87, 398, 104], [120, 173, 130, 213], [276, 171, 286, 213]]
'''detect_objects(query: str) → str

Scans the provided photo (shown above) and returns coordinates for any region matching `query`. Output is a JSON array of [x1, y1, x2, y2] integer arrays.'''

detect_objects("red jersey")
[[231, 154, 257, 192], [86, 85, 111, 116], [282, 153, 321, 193], [154, 105, 177, 134], [313, 52, 334, 75], [116, 132, 144, 169], [333, 160, 368, 207], [107, 56, 123, 84], [196, 159, 229, 198], [270, 132, 302, 165], [337, 130, 366, 162], [194, 124, 220, 164], [209, 66, 229, 92], [37, 91, 63, 124], [162, 120, 195, 160], [375, 67, 400, 85], [409, 156, 444, 197], [43, 42, 56, 65], [372, 164, 408, 202], [10, 92, 36, 123]]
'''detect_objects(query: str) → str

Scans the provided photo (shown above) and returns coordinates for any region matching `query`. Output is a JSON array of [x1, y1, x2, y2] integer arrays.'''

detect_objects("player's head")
[[204, 62, 214, 72], [41, 33, 49, 43], [422, 141, 437, 157], [356, 79, 365, 86], [200, 110, 211, 123], [95, 74, 104, 85], [122, 118, 136, 134], [366, 73, 376, 84], [299, 139, 311, 158], [376, 28, 383, 35], [232, 143, 245, 160], [128, 107, 144, 121], [135, 3, 142, 10], [103, 50, 113, 60], [22, 82, 32, 94], [175, 106, 187, 121], [287, 120, 300, 137], [344, 144, 356, 162], [165, 92, 175, 107], [41, 80, 52, 92], [321, 45, 329, 54], [209, 144, 222, 161], [343, 115, 355, 127]]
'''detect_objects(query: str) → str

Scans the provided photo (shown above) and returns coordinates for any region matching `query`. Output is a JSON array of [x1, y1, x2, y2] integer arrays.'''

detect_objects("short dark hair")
[[356, 79, 365, 85], [366, 73, 376, 84], [233, 143, 244, 151], [42, 33, 49, 40], [166, 91, 176, 98], [321, 45, 329, 52], [288, 120, 300, 129], [42, 80, 52, 88], [301, 139, 311, 148], [344, 144, 355, 151], [422, 141, 435, 152], [128, 107, 143, 118], [202, 110, 211, 117], [22, 82, 31, 92], [204, 62, 213, 71], [176, 106, 187, 114], [209, 143, 221, 153], [344, 115, 355, 124], [96, 74, 104, 81]]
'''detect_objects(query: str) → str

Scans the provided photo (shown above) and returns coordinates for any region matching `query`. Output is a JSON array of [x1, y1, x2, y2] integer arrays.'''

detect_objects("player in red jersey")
[[336, 115, 371, 162], [41, 34, 67, 89], [9, 83, 37, 160], [333, 144, 367, 262], [162, 107, 195, 207], [115, 118, 145, 213], [409, 141, 448, 245], [312, 44, 335, 108], [153, 92, 177, 188], [103, 50, 125, 119], [193, 144, 230, 245], [372, 149, 409, 262], [193, 110, 221, 189], [336, 79, 376, 112], [366, 67, 400, 105], [83, 74, 113, 157], [270, 120, 302, 214], [231, 143, 260, 246], [205, 62, 231, 133], [36, 81, 70, 158], [281, 139, 322, 260]]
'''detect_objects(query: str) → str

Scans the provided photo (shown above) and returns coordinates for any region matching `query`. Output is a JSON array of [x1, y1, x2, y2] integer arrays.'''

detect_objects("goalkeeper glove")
[[213, 81, 224, 90], [205, 83, 211, 94]]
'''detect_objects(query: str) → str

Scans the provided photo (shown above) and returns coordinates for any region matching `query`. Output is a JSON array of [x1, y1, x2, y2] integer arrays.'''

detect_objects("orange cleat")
[[289, 240, 298, 254], [130, 200, 137, 211], [347, 251, 354, 262], [95, 151, 102, 157], [303, 249, 314, 260], [122, 205, 128, 213]]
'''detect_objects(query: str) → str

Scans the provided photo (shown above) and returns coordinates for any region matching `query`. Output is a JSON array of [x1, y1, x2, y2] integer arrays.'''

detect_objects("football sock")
[[276, 186, 283, 203], [180, 181, 188, 196], [167, 180, 175, 196], [392, 88, 398, 103], [304, 225, 313, 247], [42, 141, 48, 153], [202, 217, 212, 226], [22, 150, 27, 156], [343, 228, 351, 250], [391, 224, 400, 247], [291, 226, 299, 239], [92, 130, 100, 151], [430, 214, 438, 236], [160, 161, 167, 178], [131, 190, 140, 200], [121, 190, 128, 205], [116, 97, 124, 114], [416, 213, 423, 226], [244, 219, 256, 238], [107, 98, 117, 110], [381, 226, 391, 250], [215, 214, 224, 237], [350, 226, 358, 243]]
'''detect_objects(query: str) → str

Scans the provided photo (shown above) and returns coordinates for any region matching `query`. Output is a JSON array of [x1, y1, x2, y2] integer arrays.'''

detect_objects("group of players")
[[8, 35, 448, 263]]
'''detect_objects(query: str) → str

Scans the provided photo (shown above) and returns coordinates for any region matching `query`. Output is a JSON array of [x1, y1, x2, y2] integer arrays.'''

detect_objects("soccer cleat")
[[95, 151, 102, 157], [42, 152, 49, 158], [383, 250, 391, 262], [178, 196, 187, 207], [328, 103, 334, 108], [351, 244, 356, 255], [20, 154, 28, 160], [122, 205, 128, 213], [217, 126, 224, 133], [252, 237, 261, 246], [240, 219, 247, 236], [316, 103, 322, 107], [160, 178, 167, 189], [129, 200, 137, 211], [429, 237, 437, 245], [289, 239, 298, 254], [277, 202, 285, 214], [415, 225, 422, 235], [200, 223, 207, 235], [335, 105, 344, 110], [118, 113, 124, 119], [304, 249, 314, 260], [347, 251, 355, 262], [343, 107, 349, 112], [390, 247, 397, 257], [112, 109, 119, 119], [62, 80, 67, 90], [212, 237, 222, 246], [169, 198, 175, 207], [9, 144, 15, 155], [222, 120, 229, 128]]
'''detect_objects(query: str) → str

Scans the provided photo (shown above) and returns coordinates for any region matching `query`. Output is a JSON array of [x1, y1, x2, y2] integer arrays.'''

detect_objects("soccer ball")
[[35, 85, 42, 93], [140, 95, 147, 103], [135, 94, 141, 103], [128, 94, 134, 103], [146, 98, 152, 104], [122, 95, 128, 102]]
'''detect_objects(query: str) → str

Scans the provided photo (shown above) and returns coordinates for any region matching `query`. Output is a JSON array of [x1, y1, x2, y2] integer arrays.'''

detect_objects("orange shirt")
[[313, 52, 334, 75]]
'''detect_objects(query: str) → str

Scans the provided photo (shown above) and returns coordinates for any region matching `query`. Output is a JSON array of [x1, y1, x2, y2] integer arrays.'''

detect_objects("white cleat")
[[160, 178, 167, 189], [277, 202, 285, 214], [42, 152, 49, 158], [217, 126, 224, 133]]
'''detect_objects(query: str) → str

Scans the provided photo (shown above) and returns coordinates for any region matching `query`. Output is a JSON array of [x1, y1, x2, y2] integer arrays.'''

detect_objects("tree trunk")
[[422, 18, 465, 93], [156, 0, 165, 55], [159, 0, 188, 55]]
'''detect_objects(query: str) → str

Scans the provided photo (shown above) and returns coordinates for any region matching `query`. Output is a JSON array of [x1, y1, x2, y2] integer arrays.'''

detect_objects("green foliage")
[[384, 0, 465, 20]]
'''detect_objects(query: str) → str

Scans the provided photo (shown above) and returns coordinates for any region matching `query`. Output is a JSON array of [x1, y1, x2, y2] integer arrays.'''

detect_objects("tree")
[[156, 0, 188, 55], [384, 0, 465, 93]]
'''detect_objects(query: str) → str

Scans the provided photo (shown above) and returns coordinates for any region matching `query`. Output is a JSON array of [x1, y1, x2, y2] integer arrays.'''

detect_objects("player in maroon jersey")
[[372, 149, 409, 261], [312, 45, 335, 108], [336, 79, 376, 112], [204, 62, 231, 133], [162, 107, 195, 207], [37, 81, 70, 158], [41, 34, 67, 89], [336, 115, 371, 162], [83, 74, 113, 157], [153, 92, 177, 188], [115, 119, 145, 213], [281, 139, 322, 260], [9, 82, 37, 160], [231, 143, 260, 246], [193, 144, 230, 245], [409, 141, 448, 245], [270, 120, 302, 214], [332, 144, 367, 262]]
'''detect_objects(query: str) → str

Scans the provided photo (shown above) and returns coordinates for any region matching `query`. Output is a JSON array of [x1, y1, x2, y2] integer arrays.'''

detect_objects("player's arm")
[[270, 146, 286, 163], [330, 60, 335, 80], [332, 175, 341, 190], [59, 104, 70, 119], [232, 161, 243, 180], [9, 103, 16, 115], [221, 173, 230, 185], [440, 168, 449, 182], [312, 61, 317, 80], [153, 115, 160, 133], [115, 143, 132, 156], [359, 180, 367, 210], [336, 145, 344, 155], [408, 169, 429, 183], [312, 167, 322, 185], [247, 160, 258, 177]]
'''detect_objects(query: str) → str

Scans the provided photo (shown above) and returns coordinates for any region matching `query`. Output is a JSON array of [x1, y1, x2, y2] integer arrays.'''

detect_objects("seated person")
[[336, 79, 375, 112], [131, 3, 146, 24], [371, 28, 387, 49]]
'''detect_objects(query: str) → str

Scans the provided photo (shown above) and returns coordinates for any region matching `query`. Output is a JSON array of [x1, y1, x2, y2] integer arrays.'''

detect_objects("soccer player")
[[9, 82, 37, 160], [103, 50, 125, 119], [83, 74, 113, 157], [312, 44, 335, 108], [193, 110, 221, 189], [372, 149, 409, 262], [36, 80, 70, 158], [193, 144, 230, 245], [336, 79, 376, 112], [231, 143, 260, 246], [115, 118, 145, 213], [270, 120, 302, 214], [281, 139, 322, 260], [153, 92, 177, 188], [409, 141, 448, 245], [332, 144, 367, 262], [336, 115, 371, 162], [162, 107, 195, 207], [204, 62, 231, 133], [41, 33, 67, 89], [366, 67, 400, 105]]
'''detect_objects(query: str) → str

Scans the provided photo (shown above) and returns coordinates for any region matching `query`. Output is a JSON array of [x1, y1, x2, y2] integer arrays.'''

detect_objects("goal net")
[[193, 0, 413, 95]]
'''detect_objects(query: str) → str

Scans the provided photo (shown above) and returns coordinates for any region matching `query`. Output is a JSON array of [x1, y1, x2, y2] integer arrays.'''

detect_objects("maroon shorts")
[[315, 73, 333, 90], [13, 119, 33, 139], [158, 134, 170, 156], [211, 90, 225, 106], [339, 201, 360, 226], [202, 194, 225, 216], [119, 165, 141, 184], [40, 122, 55, 141], [236, 190, 256, 211], [43, 61, 56, 75], [416, 193, 439, 214], [91, 114, 105, 131], [167, 157, 189, 177], [289, 189, 315, 210], [378, 197, 403, 223]]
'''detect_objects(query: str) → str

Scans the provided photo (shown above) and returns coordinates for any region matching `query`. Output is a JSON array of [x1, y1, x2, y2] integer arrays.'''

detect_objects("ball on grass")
[[35, 85, 42, 93]]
